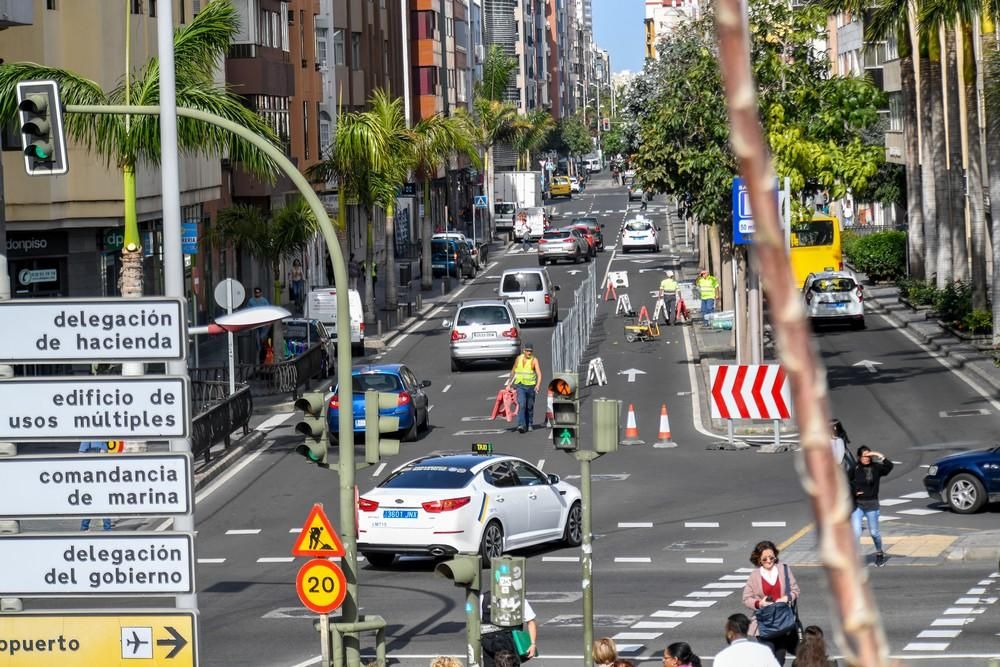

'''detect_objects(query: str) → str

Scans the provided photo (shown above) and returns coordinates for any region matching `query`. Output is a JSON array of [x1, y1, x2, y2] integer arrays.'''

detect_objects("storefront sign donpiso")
[[0, 298, 186, 363]]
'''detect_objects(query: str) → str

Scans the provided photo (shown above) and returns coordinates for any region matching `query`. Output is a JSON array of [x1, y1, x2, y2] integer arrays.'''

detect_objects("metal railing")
[[551, 261, 597, 375], [190, 382, 253, 464], [189, 342, 326, 400]]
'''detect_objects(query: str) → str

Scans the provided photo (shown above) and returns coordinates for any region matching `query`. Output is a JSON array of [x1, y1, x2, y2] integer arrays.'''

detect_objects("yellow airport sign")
[[0, 611, 197, 666]]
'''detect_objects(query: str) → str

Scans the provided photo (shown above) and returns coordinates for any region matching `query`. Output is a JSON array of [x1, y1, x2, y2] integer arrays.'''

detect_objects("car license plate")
[[354, 418, 366, 428], [382, 510, 418, 519], [473, 332, 495, 339]]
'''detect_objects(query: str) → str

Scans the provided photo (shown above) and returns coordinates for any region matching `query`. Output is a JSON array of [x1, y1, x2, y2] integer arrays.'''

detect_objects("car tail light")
[[544, 294, 551, 305], [422, 496, 471, 513], [358, 497, 379, 512], [359, 322, 365, 334], [451, 329, 467, 341], [856, 286, 863, 301], [397, 391, 412, 406], [329, 394, 340, 409], [502, 327, 519, 338], [538, 238, 547, 244]]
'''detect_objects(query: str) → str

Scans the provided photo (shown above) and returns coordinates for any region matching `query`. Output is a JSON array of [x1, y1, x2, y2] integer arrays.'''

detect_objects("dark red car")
[[569, 222, 599, 258]]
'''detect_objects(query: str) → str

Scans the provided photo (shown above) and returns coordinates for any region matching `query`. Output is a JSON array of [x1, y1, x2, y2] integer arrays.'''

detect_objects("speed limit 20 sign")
[[295, 558, 347, 614]]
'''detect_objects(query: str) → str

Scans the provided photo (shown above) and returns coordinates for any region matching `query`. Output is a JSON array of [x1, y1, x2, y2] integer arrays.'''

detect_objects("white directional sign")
[[0, 376, 189, 441], [0, 533, 194, 596], [0, 297, 186, 363], [0, 454, 192, 519]]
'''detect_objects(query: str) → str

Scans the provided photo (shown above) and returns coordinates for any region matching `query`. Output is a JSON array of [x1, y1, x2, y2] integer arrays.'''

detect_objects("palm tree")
[[477, 45, 519, 103], [459, 97, 520, 240], [513, 109, 555, 170], [0, 0, 280, 299]]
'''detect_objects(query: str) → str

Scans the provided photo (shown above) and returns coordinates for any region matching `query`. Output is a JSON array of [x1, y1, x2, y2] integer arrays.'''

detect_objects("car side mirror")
[[547, 473, 560, 485], [420, 380, 432, 388]]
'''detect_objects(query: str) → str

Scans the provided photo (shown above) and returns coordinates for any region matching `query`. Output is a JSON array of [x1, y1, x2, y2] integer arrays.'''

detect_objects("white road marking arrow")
[[853, 360, 883, 374], [618, 368, 647, 383], [567, 270, 582, 275]]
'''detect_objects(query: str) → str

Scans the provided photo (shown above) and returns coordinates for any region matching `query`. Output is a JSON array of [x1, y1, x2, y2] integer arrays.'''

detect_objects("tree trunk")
[[420, 179, 433, 290], [962, 22, 988, 310], [931, 37, 953, 288], [485, 149, 494, 240], [709, 223, 722, 301], [901, 54, 924, 279], [920, 55, 940, 282], [385, 202, 398, 310], [120, 164, 146, 453], [945, 27, 969, 283], [986, 71, 1000, 343], [364, 208, 376, 324]]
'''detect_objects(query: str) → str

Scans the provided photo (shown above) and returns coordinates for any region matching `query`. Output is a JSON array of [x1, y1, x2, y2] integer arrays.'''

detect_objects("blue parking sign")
[[732, 177, 753, 245]]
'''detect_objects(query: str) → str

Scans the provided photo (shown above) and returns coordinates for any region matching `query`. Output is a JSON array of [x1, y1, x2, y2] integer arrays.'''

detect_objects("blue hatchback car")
[[923, 446, 1000, 514], [327, 364, 431, 442]]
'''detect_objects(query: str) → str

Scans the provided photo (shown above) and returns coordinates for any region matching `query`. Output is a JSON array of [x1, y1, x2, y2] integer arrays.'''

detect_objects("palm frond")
[[866, 0, 911, 42], [172, 0, 240, 83]]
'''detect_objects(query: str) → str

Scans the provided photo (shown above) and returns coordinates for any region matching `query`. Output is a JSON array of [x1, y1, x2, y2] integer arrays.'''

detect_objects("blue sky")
[[593, 0, 644, 73]]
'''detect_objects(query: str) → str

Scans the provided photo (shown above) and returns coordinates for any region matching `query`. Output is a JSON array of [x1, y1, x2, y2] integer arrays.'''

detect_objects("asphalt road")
[[64, 173, 998, 666]]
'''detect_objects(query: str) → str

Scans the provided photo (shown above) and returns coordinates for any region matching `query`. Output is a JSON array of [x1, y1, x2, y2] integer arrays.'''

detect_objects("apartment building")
[[644, 0, 694, 60]]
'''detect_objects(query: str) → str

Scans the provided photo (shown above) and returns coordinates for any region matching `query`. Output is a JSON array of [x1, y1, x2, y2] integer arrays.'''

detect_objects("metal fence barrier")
[[190, 382, 253, 464], [189, 342, 327, 400], [551, 261, 597, 375]]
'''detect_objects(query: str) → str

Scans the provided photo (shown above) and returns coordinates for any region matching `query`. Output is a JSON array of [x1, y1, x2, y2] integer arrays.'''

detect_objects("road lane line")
[[614, 557, 652, 563], [372, 462, 386, 477], [257, 557, 294, 563], [651, 610, 699, 618], [631, 621, 681, 629], [536, 458, 545, 469], [778, 523, 814, 551], [542, 556, 579, 562], [704, 582, 745, 589], [255, 412, 295, 431], [197, 558, 226, 564], [226, 529, 262, 535], [752, 521, 786, 527], [684, 521, 719, 528], [904, 643, 950, 651], [442, 383, 452, 393], [669, 599, 717, 607], [618, 522, 653, 528], [684, 557, 724, 564], [612, 632, 662, 641], [918, 630, 962, 638], [687, 591, 732, 598]]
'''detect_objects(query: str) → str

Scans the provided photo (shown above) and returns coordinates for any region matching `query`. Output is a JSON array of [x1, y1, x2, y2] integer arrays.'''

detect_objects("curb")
[[192, 429, 266, 492], [945, 545, 1000, 562]]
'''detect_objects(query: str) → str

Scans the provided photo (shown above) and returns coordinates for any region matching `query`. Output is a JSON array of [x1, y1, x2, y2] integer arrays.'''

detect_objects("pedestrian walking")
[[288, 258, 305, 312], [695, 269, 720, 325], [663, 641, 702, 667], [849, 445, 894, 567], [792, 626, 838, 666], [714, 613, 779, 667], [658, 270, 680, 326], [347, 253, 361, 291], [246, 287, 270, 361], [79, 440, 112, 531], [480, 592, 537, 666], [592, 637, 617, 666], [521, 228, 531, 253], [509, 344, 542, 433], [742, 540, 801, 662]]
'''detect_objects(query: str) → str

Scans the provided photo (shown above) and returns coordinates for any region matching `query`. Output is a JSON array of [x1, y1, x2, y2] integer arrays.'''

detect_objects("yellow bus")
[[789, 214, 842, 287]]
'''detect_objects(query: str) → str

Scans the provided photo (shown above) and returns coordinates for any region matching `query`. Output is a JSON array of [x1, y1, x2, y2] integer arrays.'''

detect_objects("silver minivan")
[[497, 268, 559, 326], [447, 300, 523, 372]]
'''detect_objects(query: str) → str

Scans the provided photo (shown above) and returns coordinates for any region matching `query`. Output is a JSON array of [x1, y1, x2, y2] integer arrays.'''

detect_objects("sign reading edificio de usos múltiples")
[[0, 377, 189, 441], [0, 297, 186, 363]]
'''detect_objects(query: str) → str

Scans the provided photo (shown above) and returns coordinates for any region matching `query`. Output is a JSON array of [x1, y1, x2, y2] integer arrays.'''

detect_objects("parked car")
[[357, 450, 582, 566], [282, 318, 335, 376], [431, 238, 476, 279], [435, 233, 485, 271], [628, 182, 645, 201], [538, 228, 589, 265], [304, 287, 365, 356], [620, 218, 659, 253], [447, 299, 523, 372], [549, 176, 572, 198], [571, 216, 605, 251], [497, 267, 559, 326], [923, 446, 1000, 513], [802, 271, 865, 329], [326, 363, 432, 443]]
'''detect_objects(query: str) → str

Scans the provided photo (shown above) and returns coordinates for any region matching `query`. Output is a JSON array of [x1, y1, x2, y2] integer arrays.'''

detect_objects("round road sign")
[[213, 278, 246, 310], [295, 559, 347, 614]]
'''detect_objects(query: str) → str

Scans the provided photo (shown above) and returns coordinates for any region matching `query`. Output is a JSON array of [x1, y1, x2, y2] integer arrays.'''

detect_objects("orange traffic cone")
[[620, 403, 644, 446], [653, 404, 677, 448], [544, 389, 555, 428]]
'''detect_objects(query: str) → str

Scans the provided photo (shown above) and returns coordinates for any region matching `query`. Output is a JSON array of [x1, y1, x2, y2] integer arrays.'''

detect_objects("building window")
[[333, 29, 345, 66], [254, 95, 291, 153], [303, 101, 310, 160], [46, 0, 56, 8], [299, 10, 306, 67], [412, 11, 436, 39], [149, 0, 156, 17], [414, 66, 438, 95], [351, 32, 362, 70], [888, 92, 903, 132], [316, 29, 328, 65], [319, 112, 332, 158], [131, 0, 143, 14]]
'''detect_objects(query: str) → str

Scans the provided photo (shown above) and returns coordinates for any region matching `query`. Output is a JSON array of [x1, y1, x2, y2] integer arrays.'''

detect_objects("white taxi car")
[[620, 218, 659, 253], [357, 449, 583, 567], [803, 271, 865, 329]]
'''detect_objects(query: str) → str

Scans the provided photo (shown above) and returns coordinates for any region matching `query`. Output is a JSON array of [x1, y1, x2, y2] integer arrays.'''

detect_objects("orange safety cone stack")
[[620, 403, 645, 446], [653, 403, 677, 448]]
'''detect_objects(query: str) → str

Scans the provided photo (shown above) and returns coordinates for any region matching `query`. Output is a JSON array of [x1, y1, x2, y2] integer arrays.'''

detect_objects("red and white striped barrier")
[[709, 364, 791, 420]]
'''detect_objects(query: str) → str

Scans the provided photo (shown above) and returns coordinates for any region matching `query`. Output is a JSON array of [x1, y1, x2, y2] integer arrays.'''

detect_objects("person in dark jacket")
[[849, 445, 894, 567]]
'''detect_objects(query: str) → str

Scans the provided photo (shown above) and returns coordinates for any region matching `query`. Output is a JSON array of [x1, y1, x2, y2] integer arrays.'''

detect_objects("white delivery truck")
[[304, 287, 365, 356], [493, 171, 543, 233]]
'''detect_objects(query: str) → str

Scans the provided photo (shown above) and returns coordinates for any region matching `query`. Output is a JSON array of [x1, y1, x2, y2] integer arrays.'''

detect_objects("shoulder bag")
[[755, 564, 799, 641]]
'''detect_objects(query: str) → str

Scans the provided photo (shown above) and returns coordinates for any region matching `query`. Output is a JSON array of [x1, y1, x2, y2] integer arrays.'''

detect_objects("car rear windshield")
[[810, 277, 856, 292], [457, 306, 511, 326], [625, 221, 651, 232], [543, 230, 571, 239], [791, 220, 835, 247], [284, 322, 319, 340], [380, 465, 475, 489], [495, 203, 516, 215], [573, 218, 598, 226], [501, 272, 544, 292], [432, 240, 456, 256], [351, 373, 402, 393]]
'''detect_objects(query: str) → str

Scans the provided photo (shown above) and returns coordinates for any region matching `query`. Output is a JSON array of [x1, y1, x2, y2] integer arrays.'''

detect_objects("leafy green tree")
[[512, 109, 555, 170], [476, 46, 518, 103]]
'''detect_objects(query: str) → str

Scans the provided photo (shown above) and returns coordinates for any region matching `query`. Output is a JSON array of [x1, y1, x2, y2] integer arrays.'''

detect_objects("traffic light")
[[548, 373, 579, 451], [364, 390, 401, 465], [435, 554, 481, 589], [15, 80, 68, 176], [490, 556, 526, 627], [294, 391, 329, 466], [593, 398, 619, 453]]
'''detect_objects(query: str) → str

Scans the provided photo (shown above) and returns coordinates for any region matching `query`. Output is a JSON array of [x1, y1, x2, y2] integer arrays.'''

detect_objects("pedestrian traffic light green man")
[[294, 391, 329, 466], [548, 373, 580, 451], [16, 80, 68, 176]]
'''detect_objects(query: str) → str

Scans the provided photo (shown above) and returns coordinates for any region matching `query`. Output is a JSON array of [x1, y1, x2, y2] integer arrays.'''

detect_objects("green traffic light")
[[556, 429, 574, 447], [33, 145, 51, 160]]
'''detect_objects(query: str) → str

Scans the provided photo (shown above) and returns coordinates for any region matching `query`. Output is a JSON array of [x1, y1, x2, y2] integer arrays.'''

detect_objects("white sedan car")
[[620, 218, 659, 253], [803, 271, 865, 329], [357, 451, 583, 567]]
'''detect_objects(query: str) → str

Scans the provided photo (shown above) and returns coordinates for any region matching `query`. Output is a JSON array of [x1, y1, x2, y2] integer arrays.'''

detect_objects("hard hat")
[[666, 270, 675, 278]]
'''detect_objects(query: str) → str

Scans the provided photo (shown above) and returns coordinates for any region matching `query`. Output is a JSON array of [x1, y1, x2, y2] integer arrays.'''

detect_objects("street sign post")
[[0, 454, 192, 519], [291, 503, 345, 558], [0, 533, 194, 596], [296, 558, 348, 614], [0, 376, 190, 441], [474, 195, 488, 209], [0, 610, 197, 666], [0, 297, 186, 363]]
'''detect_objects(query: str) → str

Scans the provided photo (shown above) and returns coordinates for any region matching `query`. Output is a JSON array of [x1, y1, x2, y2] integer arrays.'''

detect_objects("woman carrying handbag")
[[742, 540, 802, 662]]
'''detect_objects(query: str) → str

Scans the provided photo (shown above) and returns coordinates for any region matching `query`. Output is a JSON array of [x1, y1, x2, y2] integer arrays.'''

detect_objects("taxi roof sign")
[[472, 442, 493, 455], [291, 503, 345, 558]]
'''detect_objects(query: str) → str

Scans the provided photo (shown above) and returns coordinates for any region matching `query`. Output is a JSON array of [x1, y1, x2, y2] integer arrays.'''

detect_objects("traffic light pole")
[[574, 449, 601, 667], [64, 104, 363, 665]]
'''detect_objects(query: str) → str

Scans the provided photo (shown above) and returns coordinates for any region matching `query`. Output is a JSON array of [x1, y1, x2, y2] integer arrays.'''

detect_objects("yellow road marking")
[[778, 523, 814, 551]]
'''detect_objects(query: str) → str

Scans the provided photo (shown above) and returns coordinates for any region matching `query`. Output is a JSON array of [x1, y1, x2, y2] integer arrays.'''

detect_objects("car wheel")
[[562, 502, 583, 547], [550, 310, 559, 326], [479, 521, 504, 565], [947, 473, 987, 514], [402, 421, 418, 442], [854, 317, 867, 330], [362, 552, 396, 568], [418, 409, 429, 433], [451, 358, 464, 372], [538, 258, 547, 266]]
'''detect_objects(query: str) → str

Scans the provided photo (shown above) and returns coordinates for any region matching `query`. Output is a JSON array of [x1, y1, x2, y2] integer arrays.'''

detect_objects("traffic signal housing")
[[435, 554, 481, 589], [593, 398, 619, 453], [16, 80, 68, 176], [364, 390, 401, 465], [549, 373, 579, 451], [294, 391, 329, 467]]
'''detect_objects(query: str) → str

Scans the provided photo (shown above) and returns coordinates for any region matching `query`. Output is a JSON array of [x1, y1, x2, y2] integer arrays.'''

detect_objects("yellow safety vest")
[[659, 278, 678, 293], [696, 276, 718, 300], [512, 355, 537, 386]]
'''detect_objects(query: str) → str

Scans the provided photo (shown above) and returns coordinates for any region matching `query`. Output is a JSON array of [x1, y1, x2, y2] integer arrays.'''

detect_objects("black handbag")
[[755, 564, 799, 641]]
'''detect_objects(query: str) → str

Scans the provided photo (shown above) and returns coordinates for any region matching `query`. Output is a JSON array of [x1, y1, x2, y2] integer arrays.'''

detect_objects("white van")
[[497, 267, 559, 325], [304, 287, 365, 355]]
